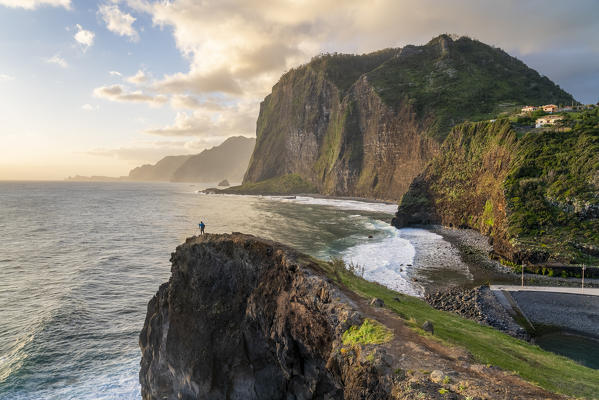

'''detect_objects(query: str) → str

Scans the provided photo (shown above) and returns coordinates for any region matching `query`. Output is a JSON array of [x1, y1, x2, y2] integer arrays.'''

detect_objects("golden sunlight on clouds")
[[100, 0, 598, 148], [2, 0, 598, 179]]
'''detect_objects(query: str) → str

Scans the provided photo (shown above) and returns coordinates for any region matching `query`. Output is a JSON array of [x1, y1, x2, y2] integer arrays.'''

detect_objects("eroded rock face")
[[243, 65, 438, 201], [139, 233, 366, 400]]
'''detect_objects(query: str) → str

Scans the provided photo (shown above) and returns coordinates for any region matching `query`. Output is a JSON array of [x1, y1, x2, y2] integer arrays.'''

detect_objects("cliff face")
[[139, 233, 377, 399], [243, 35, 574, 200], [394, 111, 599, 265], [140, 233, 568, 399], [393, 120, 517, 258]]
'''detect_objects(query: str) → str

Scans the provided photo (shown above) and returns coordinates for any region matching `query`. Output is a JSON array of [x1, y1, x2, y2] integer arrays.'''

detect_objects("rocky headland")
[[241, 35, 572, 201], [139, 233, 572, 399]]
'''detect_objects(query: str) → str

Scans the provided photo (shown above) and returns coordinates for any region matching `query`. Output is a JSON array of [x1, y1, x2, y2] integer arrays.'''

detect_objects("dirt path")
[[337, 283, 566, 399]]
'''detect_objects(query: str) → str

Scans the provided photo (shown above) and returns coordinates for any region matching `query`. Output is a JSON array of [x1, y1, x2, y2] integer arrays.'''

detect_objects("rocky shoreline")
[[425, 286, 530, 341], [432, 225, 599, 289]]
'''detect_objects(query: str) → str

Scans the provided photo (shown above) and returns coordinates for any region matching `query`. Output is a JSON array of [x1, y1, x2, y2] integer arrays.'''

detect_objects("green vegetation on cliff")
[[318, 258, 599, 399], [309, 49, 397, 95], [396, 109, 599, 265], [342, 318, 393, 346], [244, 34, 572, 200], [367, 35, 573, 139], [504, 108, 599, 263]]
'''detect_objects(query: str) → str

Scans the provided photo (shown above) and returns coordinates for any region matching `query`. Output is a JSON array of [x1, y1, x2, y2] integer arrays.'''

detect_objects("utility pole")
[[521, 264, 525, 287], [582, 264, 585, 293]]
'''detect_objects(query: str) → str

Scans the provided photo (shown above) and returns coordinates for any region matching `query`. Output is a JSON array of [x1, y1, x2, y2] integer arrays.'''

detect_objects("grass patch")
[[342, 318, 393, 346], [314, 257, 599, 399]]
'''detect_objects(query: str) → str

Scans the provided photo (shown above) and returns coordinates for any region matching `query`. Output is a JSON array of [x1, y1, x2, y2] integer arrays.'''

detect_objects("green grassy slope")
[[367, 35, 574, 140], [312, 258, 599, 399], [220, 174, 317, 195]]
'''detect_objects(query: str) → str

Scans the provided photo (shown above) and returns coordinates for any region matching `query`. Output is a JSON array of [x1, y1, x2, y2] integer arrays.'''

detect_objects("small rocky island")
[[139, 233, 568, 399]]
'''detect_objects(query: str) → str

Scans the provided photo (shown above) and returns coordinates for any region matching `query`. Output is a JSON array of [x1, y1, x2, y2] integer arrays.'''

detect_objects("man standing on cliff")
[[199, 221, 206, 235]]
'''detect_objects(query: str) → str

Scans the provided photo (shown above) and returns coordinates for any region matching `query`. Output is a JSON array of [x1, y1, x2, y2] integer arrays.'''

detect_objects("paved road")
[[490, 285, 599, 296], [491, 285, 599, 336]]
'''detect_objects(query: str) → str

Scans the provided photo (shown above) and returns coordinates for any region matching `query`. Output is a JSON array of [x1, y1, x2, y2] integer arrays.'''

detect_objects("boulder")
[[430, 370, 444, 383], [370, 298, 385, 307], [422, 320, 434, 334]]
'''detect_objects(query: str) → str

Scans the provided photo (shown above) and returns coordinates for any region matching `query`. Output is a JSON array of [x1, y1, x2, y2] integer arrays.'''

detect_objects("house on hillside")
[[536, 114, 564, 128], [542, 104, 558, 113], [559, 105, 573, 112], [521, 105, 538, 113]]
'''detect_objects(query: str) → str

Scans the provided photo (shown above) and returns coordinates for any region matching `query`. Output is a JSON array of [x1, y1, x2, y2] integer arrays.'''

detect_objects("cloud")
[[154, 69, 242, 95], [0, 73, 15, 81], [126, 69, 147, 84], [86, 140, 210, 163], [81, 103, 98, 111], [144, 112, 215, 137], [45, 54, 68, 68], [0, 0, 70, 9], [99, 4, 139, 41], [93, 84, 167, 106], [170, 95, 224, 111], [145, 101, 257, 137], [74, 24, 95, 52], [109, 70, 122, 77]]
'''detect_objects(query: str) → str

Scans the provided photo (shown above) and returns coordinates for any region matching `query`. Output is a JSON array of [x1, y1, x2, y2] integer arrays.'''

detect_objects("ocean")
[[1, 181, 465, 399]]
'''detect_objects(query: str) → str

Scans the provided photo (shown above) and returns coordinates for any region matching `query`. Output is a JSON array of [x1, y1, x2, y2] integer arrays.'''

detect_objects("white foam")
[[340, 221, 423, 297], [265, 195, 397, 214]]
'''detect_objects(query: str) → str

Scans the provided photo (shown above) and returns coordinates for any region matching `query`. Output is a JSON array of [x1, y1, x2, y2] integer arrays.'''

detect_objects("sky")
[[0, 0, 598, 180]]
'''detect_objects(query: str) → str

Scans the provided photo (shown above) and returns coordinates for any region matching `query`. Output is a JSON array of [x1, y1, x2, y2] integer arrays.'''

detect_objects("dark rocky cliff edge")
[[139, 233, 569, 400]]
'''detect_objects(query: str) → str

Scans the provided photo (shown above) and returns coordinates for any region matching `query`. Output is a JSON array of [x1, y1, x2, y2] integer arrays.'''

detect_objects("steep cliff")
[[139, 233, 586, 399], [243, 34, 573, 200], [394, 109, 599, 265]]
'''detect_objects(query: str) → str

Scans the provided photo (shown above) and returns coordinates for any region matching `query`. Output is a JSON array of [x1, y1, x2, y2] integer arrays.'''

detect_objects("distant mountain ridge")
[[171, 136, 256, 182], [67, 136, 256, 183], [127, 136, 256, 183], [128, 154, 192, 181]]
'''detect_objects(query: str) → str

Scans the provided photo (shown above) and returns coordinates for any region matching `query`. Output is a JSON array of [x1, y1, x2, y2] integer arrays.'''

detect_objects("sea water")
[[1, 181, 453, 399]]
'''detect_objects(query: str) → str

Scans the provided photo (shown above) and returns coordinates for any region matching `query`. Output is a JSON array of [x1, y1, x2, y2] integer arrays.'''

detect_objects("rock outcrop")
[[140, 233, 566, 400], [139, 233, 388, 399], [243, 34, 573, 200]]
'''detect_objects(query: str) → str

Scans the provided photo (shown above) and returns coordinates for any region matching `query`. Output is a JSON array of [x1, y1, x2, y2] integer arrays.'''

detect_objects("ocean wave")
[[265, 195, 398, 214], [340, 220, 423, 297]]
